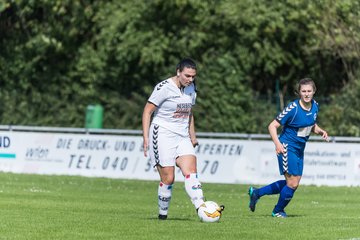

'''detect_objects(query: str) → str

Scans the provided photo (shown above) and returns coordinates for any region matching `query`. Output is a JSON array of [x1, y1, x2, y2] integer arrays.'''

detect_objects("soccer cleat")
[[248, 186, 259, 212], [219, 205, 225, 212], [158, 214, 167, 220], [272, 211, 287, 218]]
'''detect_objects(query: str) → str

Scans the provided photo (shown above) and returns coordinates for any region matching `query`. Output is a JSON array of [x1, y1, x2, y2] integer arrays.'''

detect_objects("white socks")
[[158, 182, 173, 215], [158, 173, 204, 215], [184, 173, 205, 209]]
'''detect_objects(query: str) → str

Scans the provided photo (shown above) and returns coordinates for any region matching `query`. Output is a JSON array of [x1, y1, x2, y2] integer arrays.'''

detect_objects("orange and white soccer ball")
[[197, 201, 224, 223]]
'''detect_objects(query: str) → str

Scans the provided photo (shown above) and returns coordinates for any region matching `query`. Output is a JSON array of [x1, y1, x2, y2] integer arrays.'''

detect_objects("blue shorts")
[[277, 142, 304, 176]]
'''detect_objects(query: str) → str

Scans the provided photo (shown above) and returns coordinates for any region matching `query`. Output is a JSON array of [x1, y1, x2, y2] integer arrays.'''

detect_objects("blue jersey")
[[276, 99, 318, 147]]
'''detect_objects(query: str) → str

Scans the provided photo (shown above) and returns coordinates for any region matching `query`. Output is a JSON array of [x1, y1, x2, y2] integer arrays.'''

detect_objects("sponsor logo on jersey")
[[173, 103, 192, 118]]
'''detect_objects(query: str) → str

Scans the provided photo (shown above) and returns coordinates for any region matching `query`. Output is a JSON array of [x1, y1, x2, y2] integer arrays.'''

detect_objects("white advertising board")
[[0, 131, 359, 186]]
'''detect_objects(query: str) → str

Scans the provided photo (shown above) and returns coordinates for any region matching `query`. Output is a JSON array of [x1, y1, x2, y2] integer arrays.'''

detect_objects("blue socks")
[[273, 185, 296, 213], [253, 180, 296, 213], [257, 180, 286, 197]]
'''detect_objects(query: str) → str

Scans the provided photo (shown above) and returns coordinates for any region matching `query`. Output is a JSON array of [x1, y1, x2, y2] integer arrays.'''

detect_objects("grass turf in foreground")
[[0, 173, 359, 240]]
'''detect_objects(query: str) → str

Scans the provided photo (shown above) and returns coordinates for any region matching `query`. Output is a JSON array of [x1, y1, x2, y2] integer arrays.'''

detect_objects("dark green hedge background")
[[1, 0, 360, 136]]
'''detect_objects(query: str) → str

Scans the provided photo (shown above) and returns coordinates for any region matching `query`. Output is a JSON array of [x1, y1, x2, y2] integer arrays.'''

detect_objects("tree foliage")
[[1, 0, 360, 135]]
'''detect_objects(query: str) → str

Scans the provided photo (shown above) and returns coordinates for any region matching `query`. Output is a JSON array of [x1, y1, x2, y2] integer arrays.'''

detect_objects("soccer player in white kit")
[[142, 58, 206, 220]]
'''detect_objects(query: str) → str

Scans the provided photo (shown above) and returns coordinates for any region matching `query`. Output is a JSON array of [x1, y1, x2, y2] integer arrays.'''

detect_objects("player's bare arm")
[[142, 102, 157, 157], [268, 120, 284, 154], [189, 113, 198, 147], [313, 123, 329, 142]]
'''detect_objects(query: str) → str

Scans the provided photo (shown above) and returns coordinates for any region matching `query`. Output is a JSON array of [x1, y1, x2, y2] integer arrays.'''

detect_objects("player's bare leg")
[[176, 155, 205, 210]]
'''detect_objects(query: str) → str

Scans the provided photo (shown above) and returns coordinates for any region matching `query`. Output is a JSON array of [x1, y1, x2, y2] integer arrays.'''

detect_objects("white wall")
[[0, 130, 359, 186]]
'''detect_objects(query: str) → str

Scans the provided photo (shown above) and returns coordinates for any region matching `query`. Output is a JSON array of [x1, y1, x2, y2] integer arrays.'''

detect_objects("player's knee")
[[286, 181, 299, 189], [161, 175, 175, 185], [285, 178, 299, 189], [181, 169, 197, 177]]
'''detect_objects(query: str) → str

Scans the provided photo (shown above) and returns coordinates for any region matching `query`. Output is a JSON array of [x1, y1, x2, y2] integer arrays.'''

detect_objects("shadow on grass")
[[257, 214, 304, 218], [146, 216, 193, 221]]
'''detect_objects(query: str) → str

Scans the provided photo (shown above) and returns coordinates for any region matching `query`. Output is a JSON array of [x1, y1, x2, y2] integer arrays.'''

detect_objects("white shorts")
[[149, 124, 195, 167]]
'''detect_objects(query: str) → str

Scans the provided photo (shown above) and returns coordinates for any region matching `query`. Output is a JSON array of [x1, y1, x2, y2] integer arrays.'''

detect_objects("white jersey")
[[148, 78, 196, 136]]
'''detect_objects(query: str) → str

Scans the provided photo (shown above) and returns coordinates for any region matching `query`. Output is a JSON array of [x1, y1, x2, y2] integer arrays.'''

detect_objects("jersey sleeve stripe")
[[147, 101, 158, 107]]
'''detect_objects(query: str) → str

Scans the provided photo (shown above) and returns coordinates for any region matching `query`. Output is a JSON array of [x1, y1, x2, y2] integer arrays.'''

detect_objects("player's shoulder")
[[285, 100, 299, 110], [276, 100, 298, 121], [312, 99, 319, 111], [184, 82, 196, 94], [154, 78, 173, 92]]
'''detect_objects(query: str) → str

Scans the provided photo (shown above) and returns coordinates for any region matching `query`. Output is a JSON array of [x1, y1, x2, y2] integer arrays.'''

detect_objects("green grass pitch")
[[0, 172, 359, 240]]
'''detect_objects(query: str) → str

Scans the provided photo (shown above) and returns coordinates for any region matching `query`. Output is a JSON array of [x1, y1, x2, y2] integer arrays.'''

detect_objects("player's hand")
[[143, 138, 149, 157], [191, 138, 199, 148], [320, 130, 330, 142], [275, 142, 285, 155]]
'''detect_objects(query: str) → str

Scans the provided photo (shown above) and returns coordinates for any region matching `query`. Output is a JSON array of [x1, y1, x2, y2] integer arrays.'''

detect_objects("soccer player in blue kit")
[[248, 78, 329, 218]]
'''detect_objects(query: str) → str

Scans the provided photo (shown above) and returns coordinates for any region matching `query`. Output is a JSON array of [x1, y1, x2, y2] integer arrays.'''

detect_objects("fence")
[[0, 125, 359, 186]]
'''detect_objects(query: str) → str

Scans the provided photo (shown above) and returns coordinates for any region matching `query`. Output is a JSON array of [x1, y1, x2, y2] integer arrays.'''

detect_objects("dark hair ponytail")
[[176, 58, 197, 72]]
